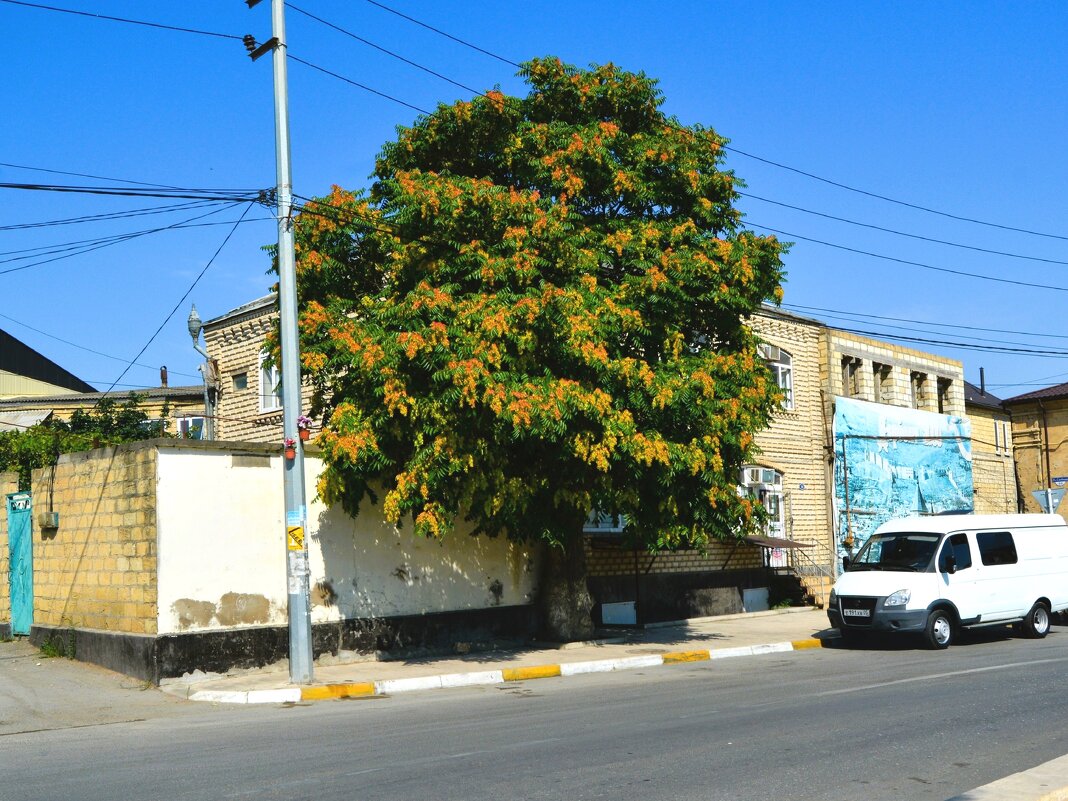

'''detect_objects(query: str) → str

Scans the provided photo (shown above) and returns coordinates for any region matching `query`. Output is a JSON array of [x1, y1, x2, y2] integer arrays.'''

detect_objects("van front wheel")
[[1022, 602, 1051, 639], [924, 610, 954, 649]]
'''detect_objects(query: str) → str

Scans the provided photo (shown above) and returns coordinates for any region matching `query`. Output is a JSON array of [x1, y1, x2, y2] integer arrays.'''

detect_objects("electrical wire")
[[725, 145, 1068, 242], [363, 0, 519, 67], [0, 199, 231, 232], [0, 182, 265, 201], [0, 202, 253, 276], [748, 221, 1068, 294], [287, 3, 483, 96], [740, 192, 1068, 266], [0, 160, 186, 190], [95, 203, 256, 401], [286, 54, 432, 115], [0, 0, 241, 40], [0, 309, 199, 379]]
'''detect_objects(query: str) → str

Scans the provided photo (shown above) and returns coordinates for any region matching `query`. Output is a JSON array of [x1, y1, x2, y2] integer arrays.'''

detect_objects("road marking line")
[[818, 656, 1068, 697]]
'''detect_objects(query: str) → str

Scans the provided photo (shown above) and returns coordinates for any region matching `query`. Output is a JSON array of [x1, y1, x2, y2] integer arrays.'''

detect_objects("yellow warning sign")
[[287, 526, 304, 551]]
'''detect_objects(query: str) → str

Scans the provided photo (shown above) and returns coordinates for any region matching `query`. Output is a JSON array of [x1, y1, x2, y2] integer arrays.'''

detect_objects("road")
[[4, 628, 1068, 801]]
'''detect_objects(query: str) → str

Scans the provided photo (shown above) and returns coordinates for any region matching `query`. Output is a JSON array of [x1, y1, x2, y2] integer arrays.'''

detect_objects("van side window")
[[939, 533, 972, 572], [976, 531, 1018, 566]]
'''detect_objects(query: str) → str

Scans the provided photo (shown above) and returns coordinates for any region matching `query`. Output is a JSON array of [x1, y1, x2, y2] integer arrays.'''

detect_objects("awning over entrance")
[[744, 535, 814, 550]]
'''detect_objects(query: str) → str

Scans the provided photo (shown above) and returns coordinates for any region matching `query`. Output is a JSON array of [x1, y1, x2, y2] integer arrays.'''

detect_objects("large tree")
[[294, 57, 786, 560]]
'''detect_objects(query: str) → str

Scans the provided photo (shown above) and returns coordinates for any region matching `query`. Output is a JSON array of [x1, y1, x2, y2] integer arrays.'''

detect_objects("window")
[[259, 356, 282, 412], [910, 371, 927, 409], [232, 372, 248, 392], [872, 363, 892, 404], [938, 533, 972, 572], [937, 378, 952, 414], [841, 356, 861, 398], [758, 344, 793, 409], [176, 416, 205, 440], [976, 531, 1017, 566]]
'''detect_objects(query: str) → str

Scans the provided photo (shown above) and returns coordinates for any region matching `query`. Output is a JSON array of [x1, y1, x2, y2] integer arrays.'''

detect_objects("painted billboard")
[[834, 397, 973, 559]]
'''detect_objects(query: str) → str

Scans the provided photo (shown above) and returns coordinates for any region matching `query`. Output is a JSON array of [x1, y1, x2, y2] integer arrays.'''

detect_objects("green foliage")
[[0, 395, 168, 490], [292, 57, 787, 550]]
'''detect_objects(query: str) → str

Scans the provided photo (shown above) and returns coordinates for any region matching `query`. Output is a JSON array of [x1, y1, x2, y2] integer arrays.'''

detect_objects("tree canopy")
[[293, 57, 787, 550], [0, 395, 170, 490]]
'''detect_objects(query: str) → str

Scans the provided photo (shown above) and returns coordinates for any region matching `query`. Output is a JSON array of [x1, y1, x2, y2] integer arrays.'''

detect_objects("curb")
[[186, 636, 831, 705]]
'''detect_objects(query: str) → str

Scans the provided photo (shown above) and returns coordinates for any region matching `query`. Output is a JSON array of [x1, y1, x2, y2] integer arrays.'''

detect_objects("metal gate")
[[7, 492, 32, 635]]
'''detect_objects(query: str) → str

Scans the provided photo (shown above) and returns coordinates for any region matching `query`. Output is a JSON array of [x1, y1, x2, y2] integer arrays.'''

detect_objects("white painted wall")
[[155, 446, 539, 634]]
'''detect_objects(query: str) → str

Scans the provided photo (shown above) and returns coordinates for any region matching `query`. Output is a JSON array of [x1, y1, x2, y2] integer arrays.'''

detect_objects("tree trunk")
[[538, 535, 595, 642]]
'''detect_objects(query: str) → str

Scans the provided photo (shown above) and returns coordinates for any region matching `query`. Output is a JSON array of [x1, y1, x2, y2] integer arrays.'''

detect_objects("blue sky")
[[3, 1, 1067, 397]]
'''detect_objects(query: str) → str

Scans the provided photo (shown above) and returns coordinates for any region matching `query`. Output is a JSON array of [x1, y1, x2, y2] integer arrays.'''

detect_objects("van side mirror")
[[943, 553, 957, 574], [842, 555, 852, 570]]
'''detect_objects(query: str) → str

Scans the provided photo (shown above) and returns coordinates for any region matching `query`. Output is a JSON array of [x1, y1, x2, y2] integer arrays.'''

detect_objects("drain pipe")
[[1040, 400, 1053, 512]]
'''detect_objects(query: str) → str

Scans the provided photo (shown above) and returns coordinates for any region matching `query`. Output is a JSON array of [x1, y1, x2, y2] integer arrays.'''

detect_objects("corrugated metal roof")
[[0, 409, 52, 431], [0, 385, 203, 407], [1003, 382, 1068, 404], [204, 294, 276, 328]]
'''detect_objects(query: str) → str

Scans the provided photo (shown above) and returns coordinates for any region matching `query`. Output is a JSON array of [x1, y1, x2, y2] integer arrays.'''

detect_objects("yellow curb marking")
[[502, 664, 561, 682], [301, 682, 376, 700], [662, 650, 711, 664], [790, 638, 824, 650]]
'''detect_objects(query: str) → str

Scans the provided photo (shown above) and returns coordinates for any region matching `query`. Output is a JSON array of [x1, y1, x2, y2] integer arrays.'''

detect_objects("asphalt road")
[[5, 628, 1068, 801]]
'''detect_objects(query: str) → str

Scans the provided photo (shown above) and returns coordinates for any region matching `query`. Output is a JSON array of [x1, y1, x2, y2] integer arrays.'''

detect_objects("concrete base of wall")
[[588, 568, 768, 624], [24, 605, 538, 684]]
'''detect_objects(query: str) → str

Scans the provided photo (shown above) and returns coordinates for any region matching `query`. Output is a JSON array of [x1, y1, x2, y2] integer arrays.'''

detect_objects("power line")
[[97, 203, 256, 400], [363, 0, 519, 67], [287, 3, 483, 96], [0, 182, 265, 201], [0, 202, 252, 276], [725, 145, 1068, 243], [0, 199, 228, 232], [829, 326, 1068, 358], [0, 309, 199, 378], [748, 221, 1068, 294], [0, 160, 185, 190], [781, 303, 1068, 342], [287, 54, 431, 114], [740, 191, 1068, 266], [0, 0, 241, 40]]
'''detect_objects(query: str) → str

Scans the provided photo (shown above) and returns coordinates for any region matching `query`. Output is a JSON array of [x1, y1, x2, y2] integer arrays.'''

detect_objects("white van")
[[828, 514, 1068, 649]]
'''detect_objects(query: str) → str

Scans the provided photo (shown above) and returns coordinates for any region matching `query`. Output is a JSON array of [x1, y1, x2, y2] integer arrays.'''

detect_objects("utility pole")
[[246, 0, 313, 683]]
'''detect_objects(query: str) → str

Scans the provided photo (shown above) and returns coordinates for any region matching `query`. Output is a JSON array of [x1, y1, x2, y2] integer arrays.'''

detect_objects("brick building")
[[1003, 382, 1068, 513], [964, 382, 1018, 514]]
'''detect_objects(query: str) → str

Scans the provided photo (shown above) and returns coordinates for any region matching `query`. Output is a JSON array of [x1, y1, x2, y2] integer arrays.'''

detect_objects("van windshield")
[[850, 532, 941, 572]]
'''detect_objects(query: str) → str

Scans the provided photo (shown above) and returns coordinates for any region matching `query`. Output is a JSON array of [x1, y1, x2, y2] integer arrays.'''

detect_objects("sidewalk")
[[163, 606, 836, 705]]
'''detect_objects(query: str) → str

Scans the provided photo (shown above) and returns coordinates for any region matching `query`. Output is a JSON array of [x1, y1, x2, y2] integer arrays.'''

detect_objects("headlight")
[[885, 589, 911, 607]]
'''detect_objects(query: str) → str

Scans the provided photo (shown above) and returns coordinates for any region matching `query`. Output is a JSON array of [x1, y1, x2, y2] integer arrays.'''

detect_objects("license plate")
[[843, 609, 870, 618]]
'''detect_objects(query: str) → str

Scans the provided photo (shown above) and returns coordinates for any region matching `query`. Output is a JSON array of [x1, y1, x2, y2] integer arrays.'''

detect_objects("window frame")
[[259, 354, 282, 413], [758, 344, 794, 410]]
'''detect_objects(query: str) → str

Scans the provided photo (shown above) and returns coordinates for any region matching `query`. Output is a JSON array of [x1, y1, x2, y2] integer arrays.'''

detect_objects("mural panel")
[[834, 397, 973, 560]]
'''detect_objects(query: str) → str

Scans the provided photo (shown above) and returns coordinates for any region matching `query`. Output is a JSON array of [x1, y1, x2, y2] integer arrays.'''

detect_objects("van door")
[[938, 533, 980, 622], [973, 530, 1020, 621]]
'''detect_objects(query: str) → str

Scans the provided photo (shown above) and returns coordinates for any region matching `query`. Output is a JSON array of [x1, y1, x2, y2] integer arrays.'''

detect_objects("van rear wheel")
[[924, 610, 953, 649], [1022, 602, 1051, 639]]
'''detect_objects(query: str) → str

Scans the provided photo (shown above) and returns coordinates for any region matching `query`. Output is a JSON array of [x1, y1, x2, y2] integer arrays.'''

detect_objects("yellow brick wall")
[[30, 445, 159, 635], [750, 311, 834, 591], [1009, 398, 1068, 513], [822, 330, 966, 417], [0, 472, 20, 623], [585, 537, 763, 576], [205, 305, 317, 444], [968, 405, 1018, 513]]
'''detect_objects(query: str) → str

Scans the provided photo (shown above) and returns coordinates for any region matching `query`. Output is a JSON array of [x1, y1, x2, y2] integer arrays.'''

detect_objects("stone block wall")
[[31, 444, 159, 635], [0, 472, 20, 624]]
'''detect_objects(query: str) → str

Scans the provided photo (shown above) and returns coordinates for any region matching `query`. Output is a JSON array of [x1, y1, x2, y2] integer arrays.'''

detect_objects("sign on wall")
[[833, 397, 973, 560]]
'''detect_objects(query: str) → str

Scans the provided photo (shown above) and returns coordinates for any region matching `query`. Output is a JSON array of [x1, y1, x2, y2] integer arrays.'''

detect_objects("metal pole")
[[268, 0, 313, 683]]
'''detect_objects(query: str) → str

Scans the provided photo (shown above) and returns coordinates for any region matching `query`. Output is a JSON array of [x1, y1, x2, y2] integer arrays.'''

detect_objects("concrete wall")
[[0, 472, 20, 625], [30, 445, 159, 634], [154, 444, 539, 635]]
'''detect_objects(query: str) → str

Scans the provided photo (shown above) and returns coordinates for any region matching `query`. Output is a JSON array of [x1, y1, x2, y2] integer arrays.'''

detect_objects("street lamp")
[[187, 304, 216, 440]]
